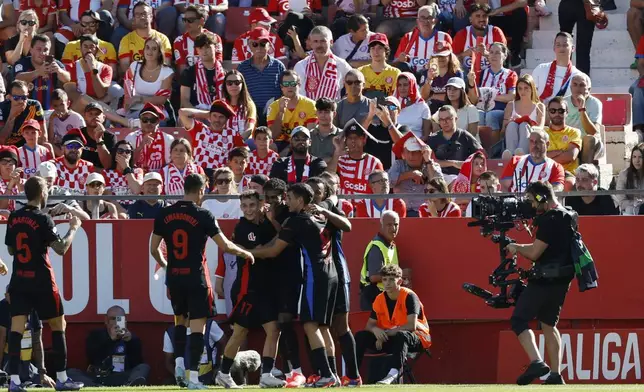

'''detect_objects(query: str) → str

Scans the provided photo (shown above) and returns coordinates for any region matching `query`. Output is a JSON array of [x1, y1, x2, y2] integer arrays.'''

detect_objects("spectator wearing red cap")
[[125, 103, 175, 172], [180, 33, 225, 110], [359, 33, 400, 98], [51, 128, 95, 195], [354, 170, 407, 218], [419, 177, 461, 217], [267, 0, 322, 21], [452, 4, 506, 73], [173, 5, 223, 75], [175, 0, 227, 38], [232, 8, 287, 66], [179, 100, 246, 176], [79, 103, 116, 169], [331, 14, 373, 68], [0, 80, 45, 147], [388, 132, 442, 216], [112, 0, 176, 53], [0, 146, 24, 214], [418, 41, 465, 113], [17, 119, 54, 179], [394, 72, 431, 139]]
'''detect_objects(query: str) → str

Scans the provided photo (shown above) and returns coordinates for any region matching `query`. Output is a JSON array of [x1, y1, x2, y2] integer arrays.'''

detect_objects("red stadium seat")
[[594, 93, 632, 132], [225, 7, 256, 43], [486, 159, 507, 178]]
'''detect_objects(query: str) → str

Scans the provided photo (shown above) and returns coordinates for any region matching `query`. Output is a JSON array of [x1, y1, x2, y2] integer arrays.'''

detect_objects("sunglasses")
[[19, 20, 36, 26], [386, 104, 399, 111], [424, 188, 436, 194], [216, 178, 233, 185], [65, 142, 83, 150], [182, 17, 199, 23], [251, 41, 269, 48], [117, 148, 132, 155], [80, 21, 98, 27], [226, 80, 243, 86], [281, 81, 297, 87], [345, 80, 362, 86], [140, 117, 159, 124], [549, 108, 566, 114], [12, 95, 27, 101]]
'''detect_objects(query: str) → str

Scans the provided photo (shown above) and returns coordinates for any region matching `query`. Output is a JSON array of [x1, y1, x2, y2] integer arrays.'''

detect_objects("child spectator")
[[17, 120, 54, 179]]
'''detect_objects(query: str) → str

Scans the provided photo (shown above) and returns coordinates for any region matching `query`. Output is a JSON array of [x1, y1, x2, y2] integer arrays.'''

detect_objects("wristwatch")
[[123, 167, 134, 175], [92, 69, 99, 75]]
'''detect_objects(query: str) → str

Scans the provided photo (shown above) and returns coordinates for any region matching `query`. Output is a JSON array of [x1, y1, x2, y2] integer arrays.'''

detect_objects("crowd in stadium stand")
[[0, 0, 638, 226]]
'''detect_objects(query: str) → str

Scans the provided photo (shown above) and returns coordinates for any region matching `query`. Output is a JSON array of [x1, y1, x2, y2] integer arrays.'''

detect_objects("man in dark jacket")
[[564, 164, 618, 216]]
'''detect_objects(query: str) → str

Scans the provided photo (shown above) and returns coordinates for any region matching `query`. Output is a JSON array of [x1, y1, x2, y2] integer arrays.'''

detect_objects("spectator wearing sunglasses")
[[544, 97, 582, 173], [222, 70, 257, 140], [61, 11, 118, 77], [0, 80, 45, 147], [174, 5, 223, 76], [231, 8, 287, 67], [335, 70, 372, 130], [51, 128, 95, 196], [175, 0, 227, 38], [54, 0, 114, 48], [179, 33, 225, 110], [79, 103, 116, 169], [103, 140, 144, 212], [125, 103, 175, 172], [4, 10, 38, 66], [82, 173, 120, 219], [419, 177, 462, 217], [13, 0, 57, 41]]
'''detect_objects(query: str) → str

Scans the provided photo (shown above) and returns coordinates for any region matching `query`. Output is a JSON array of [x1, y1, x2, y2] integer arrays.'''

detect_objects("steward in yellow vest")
[[354, 264, 431, 385]]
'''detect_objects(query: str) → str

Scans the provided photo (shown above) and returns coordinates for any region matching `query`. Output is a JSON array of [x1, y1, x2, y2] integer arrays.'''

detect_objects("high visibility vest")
[[372, 287, 432, 349], [361, 238, 399, 290], [3, 324, 32, 361]]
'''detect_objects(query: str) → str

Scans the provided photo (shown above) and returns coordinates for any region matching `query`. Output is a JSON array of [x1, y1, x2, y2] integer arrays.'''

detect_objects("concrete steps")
[[531, 29, 633, 50], [538, 13, 627, 31], [525, 48, 633, 69]]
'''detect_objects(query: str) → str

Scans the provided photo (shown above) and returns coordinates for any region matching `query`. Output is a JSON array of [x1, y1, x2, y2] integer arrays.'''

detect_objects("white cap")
[[85, 172, 105, 186], [290, 126, 311, 139], [404, 137, 423, 152], [142, 172, 163, 184], [38, 161, 57, 179]]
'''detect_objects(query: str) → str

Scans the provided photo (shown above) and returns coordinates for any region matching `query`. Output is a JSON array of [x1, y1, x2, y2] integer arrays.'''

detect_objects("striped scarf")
[[195, 59, 224, 109], [304, 54, 339, 101]]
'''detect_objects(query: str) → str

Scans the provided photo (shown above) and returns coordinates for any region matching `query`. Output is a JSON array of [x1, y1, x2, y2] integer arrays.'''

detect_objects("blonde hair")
[[213, 167, 238, 195], [18, 10, 40, 30], [515, 74, 540, 104]]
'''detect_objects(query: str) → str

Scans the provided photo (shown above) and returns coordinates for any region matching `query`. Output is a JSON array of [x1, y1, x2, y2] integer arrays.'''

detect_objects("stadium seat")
[[110, 127, 192, 143], [225, 7, 256, 43], [486, 159, 507, 178], [594, 93, 632, 132], [478, 126, 494, 152]]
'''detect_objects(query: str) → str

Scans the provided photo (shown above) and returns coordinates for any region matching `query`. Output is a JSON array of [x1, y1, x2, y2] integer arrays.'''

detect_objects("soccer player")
[[150, 174, 254, 390], [251, 183, 339, 388], [215, 191, 285, 389], [4, 176, 84, 392]]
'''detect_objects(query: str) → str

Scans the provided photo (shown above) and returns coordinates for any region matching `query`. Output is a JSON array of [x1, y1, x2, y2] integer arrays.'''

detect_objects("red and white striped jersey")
[[59, 0, 102, 22], [160, 162, 205, 196], [337, 154, 383, 195], [384, 0, 418, 18], [395, 30, 452, 73], [103, 168, 144, 206], [17, 145, 53, 179], [174, 31, 223, 67], [246, 150, 279, 176], [187, 121, 245, 170], [479, 67, 518, 95], [236, 175, 252, 193], [419, 201, 462, 217], [452, 25, 506, 71], [51, 157, 94, 195], [354, 199, 407, 218], [0, 177, 24, 212], [231, 30, 288, 64], [125, 129, 174, 172]]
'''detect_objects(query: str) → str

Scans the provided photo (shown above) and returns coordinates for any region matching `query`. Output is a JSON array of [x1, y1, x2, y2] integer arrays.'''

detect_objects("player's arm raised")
[[49, 216, 82, 256], [150, 233, 168, 270], [212, 233, 254, 264]]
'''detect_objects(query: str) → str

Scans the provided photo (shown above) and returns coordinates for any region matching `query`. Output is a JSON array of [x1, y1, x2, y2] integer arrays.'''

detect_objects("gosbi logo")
[[411, 57, 430, 66], [391, 0, 415, 6], [24, 167, 37, 176], [344, 181, 367, 192]]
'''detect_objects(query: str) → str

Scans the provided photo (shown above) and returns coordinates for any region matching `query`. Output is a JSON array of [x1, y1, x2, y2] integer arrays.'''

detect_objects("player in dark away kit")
[[150, 174, 253, 390], [4, 176, 84, 392]]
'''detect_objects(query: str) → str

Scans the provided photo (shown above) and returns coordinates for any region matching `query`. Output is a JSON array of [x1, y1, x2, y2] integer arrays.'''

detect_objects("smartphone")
[[115, 316, 126, 330], [45, 55, 54, 64], [429, 57, 439, 72]]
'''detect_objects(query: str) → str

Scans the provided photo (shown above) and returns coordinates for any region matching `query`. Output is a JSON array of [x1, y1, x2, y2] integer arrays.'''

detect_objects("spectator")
[[470, 42, 517, 144], [488, 0, 527, 68], [336, 70, 373, 129], [15, 0, 56, 39], [419, 177, 461, 217], [355, 264, 431, 385], [388, 132, 442, 216], [54, 0, 113, 47], [418, 42, 464, 113], [500, 129, 565, 192], [179, 33, 225, 110], [434, 0, 469, 33], [103, 140, 144, 210], [127, 172, 165, 219], [266, 0, 322, 21], [0, 80, 45, 147], [175, 0, 227, 38], [502, 74, 545, 156], [559, 0, 597, 75], [82, 172, 120, 219], [118, 2, 172, 75], [394, 72, 431, 139], [310, 98, 341, 163], [51, 129, 95, 195], [629, 0, 644, 69], [432, 77, 478, 137], [633, 36, 644, 132], [452, 3, 507, 73], [463, 170, 500, 217], [248, 174, 269, 193], [0, 146, 24, 214], [365, 96, 404, 170], [113, 0, 176, 54], [174, 5, 223, 75], [125, 103, 175, 172], [48, 89, 86, 157], [358, 33, 400, 99], [615, 143, 644, 215], [68, 306, 149, 386], [564, 73, 603, 164], [79, 103, 116, 168], [61, 11, 118, 76], [163, 319, 225, 386], [359, 210, 400, 310], [122, 36, 174, 120], [393, 4, 451, 78], [328, 120, 384, 197], [227, 147, 251, 192], [231, 8, 287, 67], [332, 14, 372, 67], [0, 0, 17, 41], [544, 97, 582, 173], [237, 27, 287, 124], [5, 10, 40, 66], [427, 105, 483, 183], [354, 170, 407, 218], [451, 152, 487, 210], [14, 34, 71, 111], [159, 138, 205, 197], [267, 70, 317, 153], [203, 167, 242, 219], [247, 127, 279, 176], [223, 70, 257, 139], [269, 126, 327, 184], [294, 26, 352, 101], [16, 119, 54, 179], [531, 32, 581, 103], [179, 100, 245, 175], [564, 164, 618, 216]]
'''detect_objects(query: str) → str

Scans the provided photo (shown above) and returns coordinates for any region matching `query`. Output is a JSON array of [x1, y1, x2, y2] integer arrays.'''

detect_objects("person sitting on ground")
[[564, 164, 618, 216], [502, 74, 545, 157], [82, 173, 120, 219], [615, 143, 644, 215], [355, 264, 431, 385], [354, 170, 407, 218], [419, 177, 462, 217], [564, 73, 604, 165], [544, 97, 582, 173]]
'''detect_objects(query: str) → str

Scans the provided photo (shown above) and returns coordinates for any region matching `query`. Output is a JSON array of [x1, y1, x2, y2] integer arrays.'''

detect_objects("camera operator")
[[505, 181, 576, 386]]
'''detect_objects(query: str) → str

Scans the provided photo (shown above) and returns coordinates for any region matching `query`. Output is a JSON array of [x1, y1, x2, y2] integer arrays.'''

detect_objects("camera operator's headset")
[[533, 190, 549, 205]]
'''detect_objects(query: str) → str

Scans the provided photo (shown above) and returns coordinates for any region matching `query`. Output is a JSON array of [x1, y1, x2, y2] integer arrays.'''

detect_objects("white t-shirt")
[[130, 62, 174, 97], [162, 323, 225, 364], [202, 198, 242, 220], [531, 61, 581, 102], [52, 111, 86, 146], [331, 33, 372, 63], [432, 104, 479, 130], [398, 102, 431, 138]]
